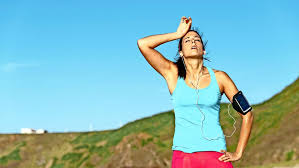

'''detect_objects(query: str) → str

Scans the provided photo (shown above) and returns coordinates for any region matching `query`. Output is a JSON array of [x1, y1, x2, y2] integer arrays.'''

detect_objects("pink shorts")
[[172, 150, 234, 168]]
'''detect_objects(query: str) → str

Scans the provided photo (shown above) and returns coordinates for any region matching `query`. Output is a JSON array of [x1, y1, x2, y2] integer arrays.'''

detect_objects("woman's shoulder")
[[210, 67, 230, 80], [210, 68, 233, 94], [211, 67, 236, 85]]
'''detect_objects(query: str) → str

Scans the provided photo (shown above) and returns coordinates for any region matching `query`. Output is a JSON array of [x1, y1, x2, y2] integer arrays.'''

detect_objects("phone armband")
[[232, 91, 252, 115]]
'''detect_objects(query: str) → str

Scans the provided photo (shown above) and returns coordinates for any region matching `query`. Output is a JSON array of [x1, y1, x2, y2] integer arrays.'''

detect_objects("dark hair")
[[174, 27, 211, 79]]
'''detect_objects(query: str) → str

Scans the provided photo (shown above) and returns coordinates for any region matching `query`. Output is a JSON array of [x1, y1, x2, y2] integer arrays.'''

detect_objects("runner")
[[137, 16, 254, 168]]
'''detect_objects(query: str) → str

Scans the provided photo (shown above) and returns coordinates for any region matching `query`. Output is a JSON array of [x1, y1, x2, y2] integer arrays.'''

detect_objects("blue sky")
[[0, 0, 298, 133]]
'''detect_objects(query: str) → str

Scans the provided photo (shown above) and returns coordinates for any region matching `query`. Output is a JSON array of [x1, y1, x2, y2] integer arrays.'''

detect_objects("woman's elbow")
[[243, 112, 254, 121], [137, 39, 145, 47]]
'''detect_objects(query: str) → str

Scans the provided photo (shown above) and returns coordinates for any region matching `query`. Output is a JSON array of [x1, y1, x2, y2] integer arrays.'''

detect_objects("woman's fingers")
[[219, 155, 230, 160], [218, 154, 226, 161], [181, 16, 191, 24], [223, 158, 231, 162], [223, 155, 232, 162], [187, 17, 192, 25], [181, 16, 187, 23], [176, 16, 192, 38], [218, 150, 228, 161]]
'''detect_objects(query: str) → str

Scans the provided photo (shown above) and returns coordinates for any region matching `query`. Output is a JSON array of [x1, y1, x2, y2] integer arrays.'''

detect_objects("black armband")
[[232, 91, 252, 115]]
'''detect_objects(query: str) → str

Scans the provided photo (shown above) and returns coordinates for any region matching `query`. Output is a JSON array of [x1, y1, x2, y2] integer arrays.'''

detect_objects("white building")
[[36, 129, 47, 134], [21, 128, 47, 134]]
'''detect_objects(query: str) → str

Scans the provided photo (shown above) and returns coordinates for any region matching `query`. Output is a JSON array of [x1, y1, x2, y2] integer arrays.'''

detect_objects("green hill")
[[0, 77, 298, 168]]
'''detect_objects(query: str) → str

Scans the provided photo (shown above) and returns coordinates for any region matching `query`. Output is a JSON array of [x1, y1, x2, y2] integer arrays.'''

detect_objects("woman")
[[137, 16, 254, 168]]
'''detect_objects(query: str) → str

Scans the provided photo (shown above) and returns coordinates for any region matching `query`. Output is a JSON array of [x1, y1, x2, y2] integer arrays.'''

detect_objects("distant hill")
[[0, 77, 298, 168]]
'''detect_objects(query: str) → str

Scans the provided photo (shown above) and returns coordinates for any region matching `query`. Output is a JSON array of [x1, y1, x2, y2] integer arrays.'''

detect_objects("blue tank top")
[[171, 66, 227, 153]]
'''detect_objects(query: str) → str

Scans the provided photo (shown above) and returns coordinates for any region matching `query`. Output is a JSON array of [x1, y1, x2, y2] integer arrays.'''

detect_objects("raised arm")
[[137, 16, 192, 79]]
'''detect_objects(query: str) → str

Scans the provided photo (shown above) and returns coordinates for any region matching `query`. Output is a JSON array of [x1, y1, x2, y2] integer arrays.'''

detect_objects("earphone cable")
[[181, 56, 236, 141]]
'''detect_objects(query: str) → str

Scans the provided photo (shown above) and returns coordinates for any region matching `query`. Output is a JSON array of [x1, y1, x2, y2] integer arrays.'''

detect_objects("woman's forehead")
[[183, 32, 200, 39]]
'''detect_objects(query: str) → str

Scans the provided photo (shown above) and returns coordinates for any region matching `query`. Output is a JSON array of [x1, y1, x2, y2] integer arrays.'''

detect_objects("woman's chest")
[[172, 87, 222, 107]]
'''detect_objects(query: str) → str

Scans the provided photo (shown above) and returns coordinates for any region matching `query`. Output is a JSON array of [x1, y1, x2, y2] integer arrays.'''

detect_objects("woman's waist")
[[173, 124, 225, 142], [173, 105, 220, 116], [174, 113, 221, 126], [173, 150, 225, 156]]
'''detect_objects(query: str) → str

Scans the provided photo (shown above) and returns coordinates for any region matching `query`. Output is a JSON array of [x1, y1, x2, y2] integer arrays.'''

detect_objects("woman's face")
[[180, 31, 205, 58]]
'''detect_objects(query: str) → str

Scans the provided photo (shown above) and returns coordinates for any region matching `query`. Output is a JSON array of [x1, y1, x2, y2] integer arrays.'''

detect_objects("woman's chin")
[[185, 54, 203, 58]]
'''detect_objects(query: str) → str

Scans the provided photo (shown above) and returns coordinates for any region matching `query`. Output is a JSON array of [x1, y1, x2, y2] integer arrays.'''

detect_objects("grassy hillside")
[[0, 77, 298, 168]]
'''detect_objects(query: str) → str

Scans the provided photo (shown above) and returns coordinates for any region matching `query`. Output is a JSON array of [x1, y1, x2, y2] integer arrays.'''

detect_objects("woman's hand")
[[218, 150, 242, 162], [176, 16, 192, 38]]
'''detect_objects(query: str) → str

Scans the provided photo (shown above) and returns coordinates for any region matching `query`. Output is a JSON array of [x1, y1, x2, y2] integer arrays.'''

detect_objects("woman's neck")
[[184, 58, 205, 80]]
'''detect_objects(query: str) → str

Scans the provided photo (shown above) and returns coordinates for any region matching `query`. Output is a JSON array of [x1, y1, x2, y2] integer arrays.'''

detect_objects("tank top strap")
[[177, 76, 186, 89], [170, 75, 184, 98], [206, 66, 217, 87]]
